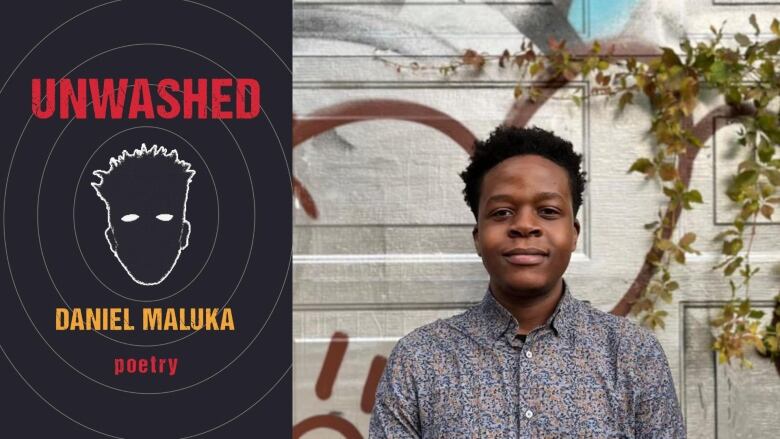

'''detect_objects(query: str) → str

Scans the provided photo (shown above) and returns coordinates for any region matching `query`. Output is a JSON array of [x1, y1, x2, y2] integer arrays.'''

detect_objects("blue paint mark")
[[568, 0, 641, 39]]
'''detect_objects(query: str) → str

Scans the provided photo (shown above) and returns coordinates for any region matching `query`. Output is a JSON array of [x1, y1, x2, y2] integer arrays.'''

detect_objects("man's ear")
[[105, 227, 118, 253], [571, 218, 581, 251], [472, 225, 481, 257], [179, 220, 191, 250]]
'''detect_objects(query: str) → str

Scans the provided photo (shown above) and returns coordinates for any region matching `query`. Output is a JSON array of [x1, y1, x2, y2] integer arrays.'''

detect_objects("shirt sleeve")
[[368, 337, 422, 439], [634, 329, 687, 439]]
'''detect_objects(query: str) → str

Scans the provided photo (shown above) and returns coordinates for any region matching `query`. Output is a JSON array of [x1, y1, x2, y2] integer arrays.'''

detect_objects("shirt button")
[[525, 409, 534, 419], [525, 350, 533, 359]]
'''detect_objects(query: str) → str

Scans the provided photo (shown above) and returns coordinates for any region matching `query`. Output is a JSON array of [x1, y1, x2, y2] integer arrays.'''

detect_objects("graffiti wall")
[[292, 1, 780, 437]]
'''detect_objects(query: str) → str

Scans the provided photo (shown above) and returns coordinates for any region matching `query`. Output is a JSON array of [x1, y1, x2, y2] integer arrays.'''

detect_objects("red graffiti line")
[[292, 414, 363, 439], [315, 331, 349, 400], [361, 355, 387, 414], [295, 332, 391, 437], [292, 100, 477, 219]]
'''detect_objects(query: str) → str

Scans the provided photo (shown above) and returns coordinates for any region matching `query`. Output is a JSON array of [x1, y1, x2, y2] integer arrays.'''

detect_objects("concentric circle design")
[[0, 1, 292, 437]]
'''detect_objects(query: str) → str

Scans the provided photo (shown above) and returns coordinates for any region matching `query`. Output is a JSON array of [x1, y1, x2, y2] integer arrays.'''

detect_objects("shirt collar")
[[477, 278, 577, 342]]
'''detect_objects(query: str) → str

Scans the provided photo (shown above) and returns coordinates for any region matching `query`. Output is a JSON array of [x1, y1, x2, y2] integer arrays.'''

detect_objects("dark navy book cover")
[[0, 1, 291, 437]]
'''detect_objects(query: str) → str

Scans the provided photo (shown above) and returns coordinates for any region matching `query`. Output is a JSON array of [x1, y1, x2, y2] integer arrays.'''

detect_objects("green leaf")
[[757, 113, 777, 132], [684, 189, 703, 204], [738, 159, 758, 173], [725, 87, 742, 106], [667, 281, 680, 291], [661, 47, 682, 67], [765, 39, 780, 55], [735, 218, 745, 232], [734, 33, 751, 47], [708, 59, 729, 83], [772, 18, 780, 36], [723, 238, 744, 256], [739, 299, 751, 316], [740, 200, 759, 220], [514, 84, 524, 99], [663, 185, 678, 198], [749, 310, 765, 319], [760, 182, 776, 198], [765, 169, 780, 186], [724, 256, 743, 276], [760, 60, 775, 81], [734, 169, 759, 189], [758, 140, 775, 163], [628, 157, 654, 174], [713, 229, 739, 241]]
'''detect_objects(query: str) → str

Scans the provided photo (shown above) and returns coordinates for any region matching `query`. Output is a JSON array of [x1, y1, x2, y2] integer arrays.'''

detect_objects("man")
[[92, 143, 196, 286], [369, 126, 686, 438]]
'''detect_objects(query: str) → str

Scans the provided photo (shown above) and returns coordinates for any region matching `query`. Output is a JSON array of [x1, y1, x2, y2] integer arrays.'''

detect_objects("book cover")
[[0, 1, 291, 437]]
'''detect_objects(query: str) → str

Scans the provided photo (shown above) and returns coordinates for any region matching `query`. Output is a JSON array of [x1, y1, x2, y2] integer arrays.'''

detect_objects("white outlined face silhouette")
[[91, 144, 196, 286]]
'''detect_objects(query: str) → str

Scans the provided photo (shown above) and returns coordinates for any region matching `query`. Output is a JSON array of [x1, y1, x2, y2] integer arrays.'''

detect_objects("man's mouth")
[[502, 247, 548, 265]]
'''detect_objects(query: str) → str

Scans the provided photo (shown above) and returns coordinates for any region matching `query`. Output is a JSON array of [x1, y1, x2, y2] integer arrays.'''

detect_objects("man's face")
[[473, 154, 580, 300], [104, 179, 190, 285]]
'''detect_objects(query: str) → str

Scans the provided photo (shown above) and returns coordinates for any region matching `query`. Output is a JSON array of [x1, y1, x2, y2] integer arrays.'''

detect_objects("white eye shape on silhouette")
[[156, 214, 174, 222], [121, 214, 139, 222]]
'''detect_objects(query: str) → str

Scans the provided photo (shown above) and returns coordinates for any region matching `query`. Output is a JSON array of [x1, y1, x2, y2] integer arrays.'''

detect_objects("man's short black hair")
[[460, 125, 587, 219]]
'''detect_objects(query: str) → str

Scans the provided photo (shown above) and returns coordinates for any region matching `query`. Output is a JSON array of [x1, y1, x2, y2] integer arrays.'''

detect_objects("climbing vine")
[[384, 15, 780, 370]]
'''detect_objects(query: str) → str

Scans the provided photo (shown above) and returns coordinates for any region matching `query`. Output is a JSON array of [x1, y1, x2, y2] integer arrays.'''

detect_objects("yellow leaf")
[[529, 62, 543, 76], [753, 337, 767, 354]]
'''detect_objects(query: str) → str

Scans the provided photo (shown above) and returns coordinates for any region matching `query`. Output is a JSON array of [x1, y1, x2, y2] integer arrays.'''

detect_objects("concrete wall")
[[292, 1, 780, 437]]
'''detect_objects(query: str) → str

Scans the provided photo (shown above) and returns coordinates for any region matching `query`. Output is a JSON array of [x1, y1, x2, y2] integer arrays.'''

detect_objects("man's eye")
[[540, 208, 559, 216], [156, 214, 174, 222], [121, 214, 139, 222], [491, 209, 513, 218]]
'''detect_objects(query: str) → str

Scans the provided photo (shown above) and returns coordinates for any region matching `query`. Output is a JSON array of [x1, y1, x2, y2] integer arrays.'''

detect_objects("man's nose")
[[509, 208, 541, 237]]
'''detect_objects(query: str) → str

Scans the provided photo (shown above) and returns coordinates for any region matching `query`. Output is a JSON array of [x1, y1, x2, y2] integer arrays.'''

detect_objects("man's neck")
[[490, 278, 564, 335]]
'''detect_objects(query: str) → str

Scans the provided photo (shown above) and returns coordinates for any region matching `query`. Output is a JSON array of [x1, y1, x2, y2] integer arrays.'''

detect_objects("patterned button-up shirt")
[[369, 279, 686, 438]]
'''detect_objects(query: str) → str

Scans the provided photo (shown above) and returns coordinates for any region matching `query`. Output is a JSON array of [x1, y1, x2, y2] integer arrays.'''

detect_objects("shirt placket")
[[508, 331, 535, 439]]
